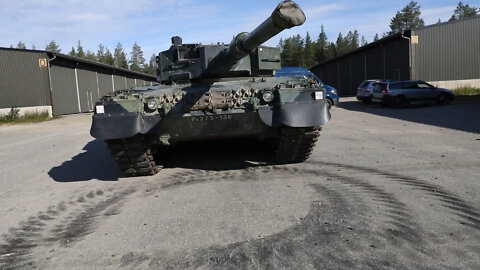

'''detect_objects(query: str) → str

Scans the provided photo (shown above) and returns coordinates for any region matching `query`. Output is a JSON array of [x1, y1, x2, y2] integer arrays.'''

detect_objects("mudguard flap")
[[90, 113, 161, 140], [258, 100, 331, 127]]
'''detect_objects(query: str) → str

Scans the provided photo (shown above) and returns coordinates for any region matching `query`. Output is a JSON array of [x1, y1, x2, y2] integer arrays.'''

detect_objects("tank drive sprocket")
[[275, 127, 321, 164], [105, 135, 161, 176]]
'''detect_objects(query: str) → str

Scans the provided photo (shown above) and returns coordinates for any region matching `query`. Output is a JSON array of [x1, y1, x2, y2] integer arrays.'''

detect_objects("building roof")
[[0, 47, 156, 80], [309, 31, 409, 70]]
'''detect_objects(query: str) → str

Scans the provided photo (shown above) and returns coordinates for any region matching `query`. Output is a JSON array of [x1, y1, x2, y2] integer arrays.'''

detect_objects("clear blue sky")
[[1, 0, 478, 60]]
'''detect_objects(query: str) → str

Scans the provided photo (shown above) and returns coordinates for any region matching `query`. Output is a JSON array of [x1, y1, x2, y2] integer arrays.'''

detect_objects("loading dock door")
[[77, 69, 98, 112], [50, 65, 79, 115]]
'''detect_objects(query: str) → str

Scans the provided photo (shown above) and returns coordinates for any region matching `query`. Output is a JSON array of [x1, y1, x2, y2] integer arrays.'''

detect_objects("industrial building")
[[310, 15, 480, 95], [0, 48, 156, 116]]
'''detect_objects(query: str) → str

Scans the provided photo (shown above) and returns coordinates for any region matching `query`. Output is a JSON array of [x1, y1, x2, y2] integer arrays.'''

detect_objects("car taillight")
[[382, 85, 388, 94], [364, 88, 370, 93]]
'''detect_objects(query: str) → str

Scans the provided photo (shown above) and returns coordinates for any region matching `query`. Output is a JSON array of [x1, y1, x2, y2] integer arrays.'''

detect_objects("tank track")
[[105, 135, 161, 177], [275, 127, 321, 164]]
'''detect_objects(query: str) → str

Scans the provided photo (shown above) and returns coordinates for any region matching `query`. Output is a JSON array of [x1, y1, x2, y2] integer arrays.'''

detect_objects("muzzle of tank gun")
[[231, 1, 306, 59], [204, 1, 306, 75]]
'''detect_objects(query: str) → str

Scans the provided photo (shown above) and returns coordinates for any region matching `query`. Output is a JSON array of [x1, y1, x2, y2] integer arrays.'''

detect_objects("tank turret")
[[157, 1, 306, 83]]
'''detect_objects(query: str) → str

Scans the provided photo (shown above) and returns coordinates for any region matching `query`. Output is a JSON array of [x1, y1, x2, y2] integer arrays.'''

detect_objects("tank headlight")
[[147, 99, 158, 110], [314, 91, 324, 100], [262, 91, 274, 103]]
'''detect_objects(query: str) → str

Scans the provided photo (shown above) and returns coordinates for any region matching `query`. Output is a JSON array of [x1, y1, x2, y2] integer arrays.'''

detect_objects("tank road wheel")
[[274, 127, 321, 164], [105, 135, 161, 177]]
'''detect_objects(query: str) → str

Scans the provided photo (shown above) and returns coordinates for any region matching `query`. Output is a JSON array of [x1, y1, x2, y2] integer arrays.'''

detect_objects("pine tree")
[[97, 44, 106, 63], [335, 32, 349, 56], [16, 41, 26, 49], [45, 40, 61, 53], [315, 26, 328, 64], [303, 32, 316, 67], [129, 42, 146, 72], [114, 43, 128, 68], [389, 1, 425, 33], [361, 36, 368, 46], [68, 47, 76, 57], [280, 35, 304, 66], [75, 41, 86, 59], [449, 2, 478, 21], [31, 44, 36, 50], [85, 50, 97, 61], [373, 33, 380, 42], [143, 54, 158, 75], [104, 48, 115, 66]]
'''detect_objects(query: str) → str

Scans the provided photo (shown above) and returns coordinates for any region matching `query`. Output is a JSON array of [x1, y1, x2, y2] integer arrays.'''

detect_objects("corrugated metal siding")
[[77, 69, 98, 112], [126, 77, 135, 88], [412, 16, 480, 81], [137, 79, 145, 86], [350, 53, 366, 92], [50, 66, 79, 115], [97, 73, 113, 96], [310, 37, 409, 95], [113, 75, 126, 90], [0, 50, 50, 108]]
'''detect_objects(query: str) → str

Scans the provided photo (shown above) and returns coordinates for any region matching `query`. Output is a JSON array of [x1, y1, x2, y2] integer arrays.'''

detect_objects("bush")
[[6, 106, 20, 121]]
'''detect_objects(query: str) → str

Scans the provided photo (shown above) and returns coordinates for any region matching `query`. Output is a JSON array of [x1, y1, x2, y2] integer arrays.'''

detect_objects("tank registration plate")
[[191, 115, 233, 122]]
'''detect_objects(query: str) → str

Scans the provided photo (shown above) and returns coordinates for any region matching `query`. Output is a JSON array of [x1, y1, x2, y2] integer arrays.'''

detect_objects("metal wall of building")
[[49, 55, 156, 115], [310, 35, 409, 95], [0, 48, 156, 115], [97, 72, 114, 96], [50, 65, 79, 115], [412, 16, 480, 82], [0, 49, 50, 108]]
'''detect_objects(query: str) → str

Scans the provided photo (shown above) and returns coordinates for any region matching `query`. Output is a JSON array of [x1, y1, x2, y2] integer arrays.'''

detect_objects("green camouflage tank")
[[90, 1, 330, 176]]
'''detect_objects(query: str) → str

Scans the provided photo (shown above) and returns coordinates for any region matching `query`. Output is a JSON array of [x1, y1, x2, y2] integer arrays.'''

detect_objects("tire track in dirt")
[[0, 188, 135, 270], [135, 161, 479, 269], [312, 161, 480, 230]]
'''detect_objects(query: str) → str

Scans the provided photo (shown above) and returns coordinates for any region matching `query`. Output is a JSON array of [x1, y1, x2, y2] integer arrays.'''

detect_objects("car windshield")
[[303, 74, 322, 85], [359, 81, 370, 88], [417, 82, 433, 89]]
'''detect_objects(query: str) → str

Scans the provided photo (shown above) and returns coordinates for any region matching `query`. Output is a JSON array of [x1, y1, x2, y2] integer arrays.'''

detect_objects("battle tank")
[[90, 1, 331, 176]]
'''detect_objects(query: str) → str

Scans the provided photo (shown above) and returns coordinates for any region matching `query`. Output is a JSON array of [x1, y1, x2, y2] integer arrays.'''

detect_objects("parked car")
[[371, 80, 454, 108], [356, 79, 382, 103], [276, 67, 339, 110]]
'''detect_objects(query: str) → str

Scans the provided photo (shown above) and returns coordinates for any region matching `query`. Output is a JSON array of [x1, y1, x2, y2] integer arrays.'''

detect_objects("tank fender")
[[90, 113, 162, 140], [258, 100, 330, 127]]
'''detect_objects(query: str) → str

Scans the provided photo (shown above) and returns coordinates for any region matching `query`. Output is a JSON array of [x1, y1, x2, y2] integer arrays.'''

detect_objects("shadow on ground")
[[163, 138, 275, 171], [48, 138, 274, 181], [48, 139, 123, 182], [338, 100, 480, 134]]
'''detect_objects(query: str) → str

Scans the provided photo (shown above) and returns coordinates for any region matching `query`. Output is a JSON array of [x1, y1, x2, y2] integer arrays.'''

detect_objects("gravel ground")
[[0, 97, 479, 269]]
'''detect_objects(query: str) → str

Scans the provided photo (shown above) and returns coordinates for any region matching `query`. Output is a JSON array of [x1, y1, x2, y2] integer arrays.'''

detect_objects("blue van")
[[276, 67, 339, 109]]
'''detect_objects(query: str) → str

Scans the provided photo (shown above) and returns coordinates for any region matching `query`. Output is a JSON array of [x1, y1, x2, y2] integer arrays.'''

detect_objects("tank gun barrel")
[[203, 1, 305, 76]]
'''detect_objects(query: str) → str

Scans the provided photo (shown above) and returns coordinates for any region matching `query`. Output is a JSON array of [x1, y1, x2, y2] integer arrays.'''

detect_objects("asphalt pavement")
[[0, 97, 479, 269]]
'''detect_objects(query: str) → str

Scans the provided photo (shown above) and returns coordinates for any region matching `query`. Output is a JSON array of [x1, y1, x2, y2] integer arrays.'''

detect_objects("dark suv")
[[371, 80, 454, 108]]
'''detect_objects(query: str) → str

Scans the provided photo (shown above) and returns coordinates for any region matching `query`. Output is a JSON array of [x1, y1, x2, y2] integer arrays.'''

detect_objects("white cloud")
[[304, 4, 347, 18], [422, 6, 456, 24], [69, 13, 110, 23]]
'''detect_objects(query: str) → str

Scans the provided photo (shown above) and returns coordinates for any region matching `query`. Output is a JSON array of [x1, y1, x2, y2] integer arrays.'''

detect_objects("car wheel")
[[326, 98, 333, 110], [393, 96, 407, 108], [436, 94, 451, 105]]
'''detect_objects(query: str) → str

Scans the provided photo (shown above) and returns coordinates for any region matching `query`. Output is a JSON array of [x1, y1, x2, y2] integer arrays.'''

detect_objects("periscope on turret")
[[90, 1, 331, 177]]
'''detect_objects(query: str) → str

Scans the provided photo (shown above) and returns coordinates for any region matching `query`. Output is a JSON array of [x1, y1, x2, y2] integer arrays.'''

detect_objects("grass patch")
[[453, 87, 480, 96], [0, 109, 52, 125], [451, 87, 480, 104]]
